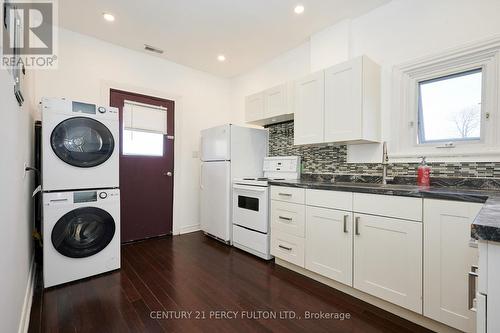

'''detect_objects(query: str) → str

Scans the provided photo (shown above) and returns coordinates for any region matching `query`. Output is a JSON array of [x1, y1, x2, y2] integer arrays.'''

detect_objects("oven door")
[[232, 184, 269, 233]]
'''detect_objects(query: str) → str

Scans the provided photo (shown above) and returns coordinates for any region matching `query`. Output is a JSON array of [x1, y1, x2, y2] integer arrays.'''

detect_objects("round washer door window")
[[51, 207, 116, 258], [51, 117, 115, 168]]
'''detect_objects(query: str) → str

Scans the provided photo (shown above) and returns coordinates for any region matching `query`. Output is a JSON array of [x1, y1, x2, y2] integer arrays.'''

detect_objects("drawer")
[[233, 225, 270, 260], [306, 189, 352, 211], [271, 200, 305, 237], [271, 230, 305, 267], [353, 193, 422, 222], [271, 186, 305, 204]]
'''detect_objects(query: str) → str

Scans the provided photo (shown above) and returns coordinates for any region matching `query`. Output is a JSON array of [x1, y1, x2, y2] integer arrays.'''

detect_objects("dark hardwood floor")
[[29, 232, 433, 333]]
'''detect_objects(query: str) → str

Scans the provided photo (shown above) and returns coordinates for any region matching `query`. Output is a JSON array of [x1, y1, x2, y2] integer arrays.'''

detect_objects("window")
[[123, 130, 164, 156], [122, 101, 167, 156], [391, 36, 500, 160], [417, 69, 483, 144]]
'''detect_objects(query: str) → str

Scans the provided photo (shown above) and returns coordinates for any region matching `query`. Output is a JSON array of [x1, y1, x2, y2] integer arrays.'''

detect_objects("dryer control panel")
[[44, 189, 120, 206]]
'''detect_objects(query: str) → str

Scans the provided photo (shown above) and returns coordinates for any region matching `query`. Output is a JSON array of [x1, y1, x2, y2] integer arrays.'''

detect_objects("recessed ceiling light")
[[103, 13, 115, 22], [217, 54, 226, 62], [294, 5, 305, 14]]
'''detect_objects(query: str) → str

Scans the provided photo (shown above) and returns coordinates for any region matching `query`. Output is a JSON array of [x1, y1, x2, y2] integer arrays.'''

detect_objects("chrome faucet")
[[382, 141, 393, 185]]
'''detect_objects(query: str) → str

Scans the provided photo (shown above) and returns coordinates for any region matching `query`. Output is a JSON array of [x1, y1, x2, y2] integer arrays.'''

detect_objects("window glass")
[[123, 129, 164, 156], [418, 69, 482, 144], [51, 117, 115, 167]]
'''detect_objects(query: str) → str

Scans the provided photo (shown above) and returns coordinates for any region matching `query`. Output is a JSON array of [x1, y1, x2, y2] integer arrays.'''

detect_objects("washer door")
[[51, 207, 116, 258], [50, 117, 115, 168]]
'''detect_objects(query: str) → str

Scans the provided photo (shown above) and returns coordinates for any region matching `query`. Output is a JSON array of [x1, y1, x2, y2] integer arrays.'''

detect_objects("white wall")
[[310, 19, 351, 72], [0, 68, 37, 331], [34, 28, 232, 234], [230, 0, 500, 162]]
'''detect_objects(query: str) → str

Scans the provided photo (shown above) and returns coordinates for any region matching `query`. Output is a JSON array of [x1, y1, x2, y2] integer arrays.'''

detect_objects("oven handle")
[[233, 184, 268, 192]]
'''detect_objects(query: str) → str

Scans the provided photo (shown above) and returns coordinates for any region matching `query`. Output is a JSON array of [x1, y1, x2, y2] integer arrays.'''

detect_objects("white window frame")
[[391, 36, 500, 162]]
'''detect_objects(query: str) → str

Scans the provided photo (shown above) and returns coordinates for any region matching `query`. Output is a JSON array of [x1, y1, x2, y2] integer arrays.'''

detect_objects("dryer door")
[[51, 207, 116, 258], [50, 117, 115, 168]]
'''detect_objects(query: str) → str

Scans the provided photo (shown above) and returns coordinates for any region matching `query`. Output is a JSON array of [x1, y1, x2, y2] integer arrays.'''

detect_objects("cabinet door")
[[424, 199, 483, 333], [264, 84, 288, 119], [305, 206, 353, 286], [294, 71, 324, 145], [324, 57, 362, 142], [353, 213, 422, 313], [245, 92, 265, 122]]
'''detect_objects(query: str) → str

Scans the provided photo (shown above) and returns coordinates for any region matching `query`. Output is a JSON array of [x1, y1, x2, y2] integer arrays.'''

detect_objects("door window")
[[51, 207, 116, 258], [51, 117, 115, 167], [122, 101, 167, 156]]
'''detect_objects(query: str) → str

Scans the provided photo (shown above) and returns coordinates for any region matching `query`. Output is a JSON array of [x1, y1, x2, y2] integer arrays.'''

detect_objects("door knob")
[[163, 171, 173, 177]]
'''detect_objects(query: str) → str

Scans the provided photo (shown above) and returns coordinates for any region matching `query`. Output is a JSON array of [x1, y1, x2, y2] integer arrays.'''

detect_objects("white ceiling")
[[58, 0, 390, 78]]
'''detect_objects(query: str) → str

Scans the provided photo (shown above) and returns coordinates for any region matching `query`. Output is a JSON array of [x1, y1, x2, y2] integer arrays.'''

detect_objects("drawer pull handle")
[[343, 215, 349, 233], [279, 216, 292, 221], [468, 265, 478, 311], [278, 245, 292, 251], [355, 217, 360, 236], [278, 193, 292, 197]]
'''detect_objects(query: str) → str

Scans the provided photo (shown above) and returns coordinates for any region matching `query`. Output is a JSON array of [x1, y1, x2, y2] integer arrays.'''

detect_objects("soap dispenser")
[[417, 156, 431, 188]]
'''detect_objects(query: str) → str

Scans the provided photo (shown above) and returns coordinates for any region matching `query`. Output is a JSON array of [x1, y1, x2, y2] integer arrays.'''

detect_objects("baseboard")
[[18, 254, 36, 333], [176, 224, 201, 235], [275, 258, 461, 333]]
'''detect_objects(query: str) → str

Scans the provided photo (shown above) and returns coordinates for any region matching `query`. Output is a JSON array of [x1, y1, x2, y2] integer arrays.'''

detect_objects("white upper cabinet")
[[264, 84, 288, 118], [423, 199, 483, 333], [294, 55, 381, 145], [294, 71, 325, 145], [245, 83, 293, 125], [245, 92, 265, 123], [325, 56, 380, 143]]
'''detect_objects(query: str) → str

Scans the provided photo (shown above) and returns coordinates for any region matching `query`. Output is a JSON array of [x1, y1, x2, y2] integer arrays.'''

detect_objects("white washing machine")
[[41, 97, 119, 191], [43, 189, 120, 288]]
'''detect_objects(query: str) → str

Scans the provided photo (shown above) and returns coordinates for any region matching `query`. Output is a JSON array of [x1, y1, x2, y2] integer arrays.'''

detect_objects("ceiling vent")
[[144, 44, 164, 54]]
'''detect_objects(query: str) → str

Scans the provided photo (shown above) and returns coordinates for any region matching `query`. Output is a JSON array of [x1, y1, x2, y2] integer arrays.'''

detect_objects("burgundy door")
[[110, 89, 174, 242]]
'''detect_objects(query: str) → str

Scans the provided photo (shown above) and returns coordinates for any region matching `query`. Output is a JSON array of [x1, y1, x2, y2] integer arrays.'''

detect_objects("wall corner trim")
[[18, 255, 36, 333]]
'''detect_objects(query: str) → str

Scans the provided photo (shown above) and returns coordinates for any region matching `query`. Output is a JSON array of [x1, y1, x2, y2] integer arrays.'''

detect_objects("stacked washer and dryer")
[[41, 98, 121, 288]]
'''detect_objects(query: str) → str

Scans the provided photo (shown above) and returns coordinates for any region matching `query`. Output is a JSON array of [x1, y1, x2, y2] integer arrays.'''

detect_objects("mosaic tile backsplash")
[[267, 121, 500, 178]]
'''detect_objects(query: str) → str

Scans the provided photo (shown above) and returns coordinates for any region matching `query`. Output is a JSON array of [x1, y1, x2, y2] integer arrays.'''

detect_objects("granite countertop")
[[268, 178, 500, 243]]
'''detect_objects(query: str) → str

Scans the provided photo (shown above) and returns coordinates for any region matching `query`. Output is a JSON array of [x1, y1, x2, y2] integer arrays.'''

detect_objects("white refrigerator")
[[200, 124, 268, 243]]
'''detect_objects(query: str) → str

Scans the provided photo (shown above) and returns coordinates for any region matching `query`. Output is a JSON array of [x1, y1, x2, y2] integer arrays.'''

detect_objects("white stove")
[[232, 177, 287, 187], [232, 156, 300, 260]]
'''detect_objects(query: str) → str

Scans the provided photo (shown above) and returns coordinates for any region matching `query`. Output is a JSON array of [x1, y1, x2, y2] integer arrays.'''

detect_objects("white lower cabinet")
[[305, 206, 353, 286], [353, 213, 423, 313], [270, 200, 305, 237], [271, 229, 305, 267], [423, 199, 483, 333], [270, 186, 486, 329]]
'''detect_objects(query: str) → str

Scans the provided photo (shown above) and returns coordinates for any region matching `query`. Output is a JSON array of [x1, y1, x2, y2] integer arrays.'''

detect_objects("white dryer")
[[43, 189, 120, 288], [41, 97, 119, 191]]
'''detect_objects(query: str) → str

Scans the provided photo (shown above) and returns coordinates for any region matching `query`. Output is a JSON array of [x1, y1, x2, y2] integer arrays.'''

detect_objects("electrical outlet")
[[23, 162, 28, 178]]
